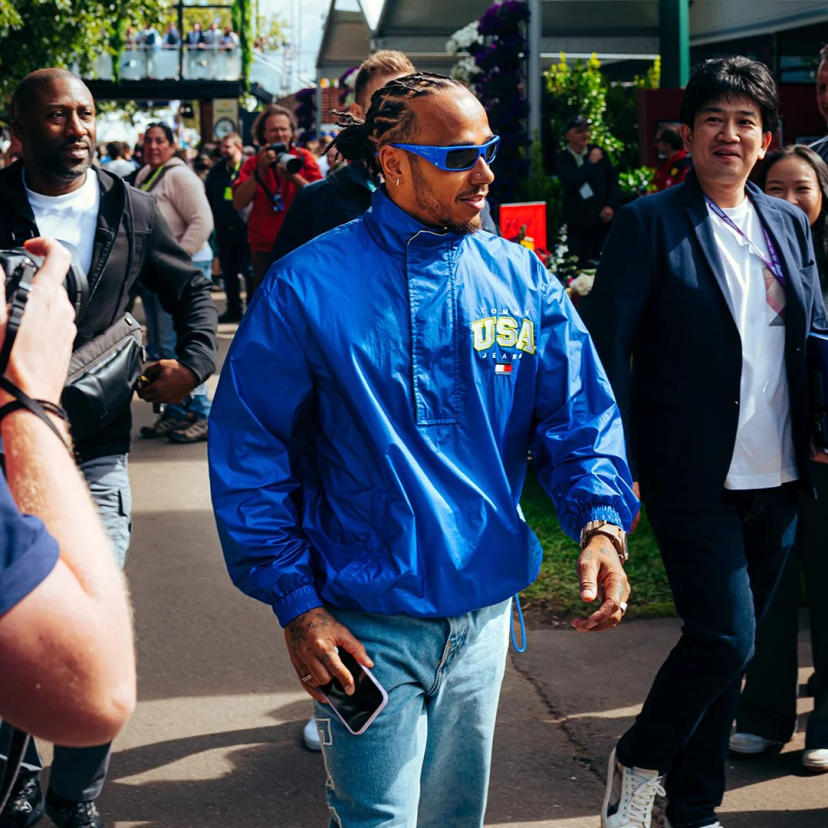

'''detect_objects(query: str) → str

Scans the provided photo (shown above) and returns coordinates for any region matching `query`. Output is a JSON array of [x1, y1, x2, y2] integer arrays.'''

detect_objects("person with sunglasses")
[[209, 72, 636, 825]]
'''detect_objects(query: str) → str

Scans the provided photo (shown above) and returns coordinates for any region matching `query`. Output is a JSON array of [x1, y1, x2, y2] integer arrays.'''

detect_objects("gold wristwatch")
[[580, 520, 628, 564]]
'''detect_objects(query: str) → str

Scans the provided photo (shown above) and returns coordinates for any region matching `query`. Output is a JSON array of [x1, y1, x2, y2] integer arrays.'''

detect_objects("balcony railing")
[[91, 45, 242, 83]]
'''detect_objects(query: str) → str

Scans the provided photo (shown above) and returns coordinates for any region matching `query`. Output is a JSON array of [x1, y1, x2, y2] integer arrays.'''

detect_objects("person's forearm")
[[233, 174, 258, 209], [2, 411, 131, 624], [0, 409, 135, 742]]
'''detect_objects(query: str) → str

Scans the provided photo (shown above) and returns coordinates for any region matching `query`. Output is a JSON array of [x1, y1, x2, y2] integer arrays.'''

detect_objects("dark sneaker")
[[0, 773, 44, 827], [168, 417, 208, 444], [218, 309, 243, 324], [139, 411, 195, 438], [44, 790, 102, 828]]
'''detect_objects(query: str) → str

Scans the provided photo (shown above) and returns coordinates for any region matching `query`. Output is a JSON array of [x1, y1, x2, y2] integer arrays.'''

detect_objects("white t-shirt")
[[707, 196, 798, 489], [24, 170, 100, 277]]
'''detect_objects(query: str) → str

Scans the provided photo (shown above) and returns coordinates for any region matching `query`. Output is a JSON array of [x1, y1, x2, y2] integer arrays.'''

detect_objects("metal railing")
[[91, 45, 243, 83]]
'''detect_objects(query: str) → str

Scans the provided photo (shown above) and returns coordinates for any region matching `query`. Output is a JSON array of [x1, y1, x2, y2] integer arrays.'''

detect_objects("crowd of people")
[[124, 21, 241, 52], [0, 40, 827, 828]]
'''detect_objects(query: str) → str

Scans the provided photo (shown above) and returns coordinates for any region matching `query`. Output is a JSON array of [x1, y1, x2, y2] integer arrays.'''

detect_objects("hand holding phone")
[[284, 607, 375, 704], [319, 648, 388, 736]]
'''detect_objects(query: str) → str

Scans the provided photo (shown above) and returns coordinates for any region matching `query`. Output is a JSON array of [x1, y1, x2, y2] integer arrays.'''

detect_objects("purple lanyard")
[[704, 195, 786, 287]]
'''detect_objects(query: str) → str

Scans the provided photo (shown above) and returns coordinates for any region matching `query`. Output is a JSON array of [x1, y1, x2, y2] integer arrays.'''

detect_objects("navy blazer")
[[581, 170, 828, 507]]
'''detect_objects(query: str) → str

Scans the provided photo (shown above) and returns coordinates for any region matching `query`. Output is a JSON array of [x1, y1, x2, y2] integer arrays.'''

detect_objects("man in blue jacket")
[[209, 73, 637, 825]]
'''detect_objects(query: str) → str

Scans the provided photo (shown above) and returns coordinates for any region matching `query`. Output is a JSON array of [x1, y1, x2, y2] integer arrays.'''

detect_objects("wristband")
[[0, 376, 71, 451]]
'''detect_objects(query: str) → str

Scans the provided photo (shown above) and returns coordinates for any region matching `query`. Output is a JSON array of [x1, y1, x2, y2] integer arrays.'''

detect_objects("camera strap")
[[0, 377, 70, 450], [0, 275, 71, 450], [253, 169, 284, 212]]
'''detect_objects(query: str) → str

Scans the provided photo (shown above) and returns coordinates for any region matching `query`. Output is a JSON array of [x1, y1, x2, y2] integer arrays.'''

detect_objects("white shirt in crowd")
[[707, 195, 798, 489]]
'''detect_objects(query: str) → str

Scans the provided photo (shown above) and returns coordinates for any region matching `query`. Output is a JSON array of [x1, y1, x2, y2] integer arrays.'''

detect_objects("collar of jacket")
[[1, 160, 123, 242], [341, 162, 377, 193], [363, 187, 463, 255]]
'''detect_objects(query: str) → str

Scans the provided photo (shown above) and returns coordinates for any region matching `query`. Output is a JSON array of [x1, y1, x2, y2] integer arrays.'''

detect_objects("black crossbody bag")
[[61, 312, 145, 442]]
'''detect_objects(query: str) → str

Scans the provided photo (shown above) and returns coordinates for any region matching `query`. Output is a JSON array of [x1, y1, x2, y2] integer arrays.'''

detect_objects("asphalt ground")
[[31, 304, 828, 826]]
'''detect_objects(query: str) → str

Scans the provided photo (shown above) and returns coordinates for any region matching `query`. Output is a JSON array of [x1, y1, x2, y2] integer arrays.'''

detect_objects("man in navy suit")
[[583, 56, 828, 828]]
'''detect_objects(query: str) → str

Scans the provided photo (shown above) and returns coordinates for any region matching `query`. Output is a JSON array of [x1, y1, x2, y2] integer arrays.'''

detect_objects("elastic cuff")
[[576, 504, 623, 531], [274, 584, 323, 627]]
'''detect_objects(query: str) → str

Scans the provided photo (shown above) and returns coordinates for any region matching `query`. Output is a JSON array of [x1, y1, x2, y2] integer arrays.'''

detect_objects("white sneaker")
[[601, 747, 665, 828], [802, 747, 828, 772], [728, 731, 782, 755], [302, 717, 321, 751]]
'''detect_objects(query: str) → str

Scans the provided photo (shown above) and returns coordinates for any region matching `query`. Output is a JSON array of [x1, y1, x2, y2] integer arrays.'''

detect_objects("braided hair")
[[331, 72, 464, 177]]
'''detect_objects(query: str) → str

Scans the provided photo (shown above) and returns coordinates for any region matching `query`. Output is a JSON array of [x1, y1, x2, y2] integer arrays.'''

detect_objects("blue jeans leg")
[[78, 454, 132, 570], [47, 454, 133, 801], [617, 484, 798, 828], [138, 287, 177, 361], [185, 383, 211, 419], [313, 600, 511, 828]]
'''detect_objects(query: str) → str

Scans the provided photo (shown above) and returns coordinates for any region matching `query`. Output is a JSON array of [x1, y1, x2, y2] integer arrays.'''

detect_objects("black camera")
[[0, 248, 87, 321], [267, 142, 304, 175]]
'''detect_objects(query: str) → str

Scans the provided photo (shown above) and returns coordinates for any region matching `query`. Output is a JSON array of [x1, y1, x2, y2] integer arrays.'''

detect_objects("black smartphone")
[[319, 649, 388, 736]]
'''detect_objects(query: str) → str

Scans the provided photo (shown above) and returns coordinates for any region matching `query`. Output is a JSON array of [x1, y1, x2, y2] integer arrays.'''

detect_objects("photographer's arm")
[[232, 152, 267, 210], [0, 238, 136, 746]]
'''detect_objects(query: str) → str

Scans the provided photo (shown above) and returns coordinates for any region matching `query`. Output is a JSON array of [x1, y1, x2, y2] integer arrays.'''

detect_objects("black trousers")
[[735, 462, 828, 748], [618, 484, 798, 828], [216, 229, 250, 315]]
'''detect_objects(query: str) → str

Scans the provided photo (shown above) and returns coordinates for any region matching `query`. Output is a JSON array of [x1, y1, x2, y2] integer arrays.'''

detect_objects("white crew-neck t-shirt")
[[24, 170, 100, 277], [707, 196, 797, 489]]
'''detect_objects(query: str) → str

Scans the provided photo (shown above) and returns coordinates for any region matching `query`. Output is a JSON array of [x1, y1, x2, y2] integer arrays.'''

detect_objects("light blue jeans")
[[313, 599, 511, 827]]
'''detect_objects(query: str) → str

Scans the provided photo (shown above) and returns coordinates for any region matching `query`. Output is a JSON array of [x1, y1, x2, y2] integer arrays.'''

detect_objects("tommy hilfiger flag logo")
[[495, 363, 513, 375]]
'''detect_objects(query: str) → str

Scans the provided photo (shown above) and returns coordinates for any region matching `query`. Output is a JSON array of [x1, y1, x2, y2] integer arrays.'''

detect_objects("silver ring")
[[619, 601, 628, 614], [301, 674, 313, 683]]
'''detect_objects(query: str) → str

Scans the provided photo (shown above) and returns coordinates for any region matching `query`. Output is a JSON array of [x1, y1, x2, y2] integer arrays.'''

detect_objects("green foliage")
[[544, 53, 623, 164], [0, 0, 167, 108], [231, 0, 251, 91], [517, 135, 564, 240], [518, 465, 674, 619], [605, 56, 661, 173], [618, 165, 655, 200]]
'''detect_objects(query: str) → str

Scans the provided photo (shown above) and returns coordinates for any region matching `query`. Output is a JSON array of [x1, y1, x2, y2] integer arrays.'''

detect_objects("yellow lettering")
[[472, 317, 495, 351], [496, 316, 518, 347], [516, 318, 535, 354]]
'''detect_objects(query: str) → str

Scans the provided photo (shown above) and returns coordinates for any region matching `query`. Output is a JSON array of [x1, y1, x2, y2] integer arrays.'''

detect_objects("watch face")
[[214, 117, 236, 139]]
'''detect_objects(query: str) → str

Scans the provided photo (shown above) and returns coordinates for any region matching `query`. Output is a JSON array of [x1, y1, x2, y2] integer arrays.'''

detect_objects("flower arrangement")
[[470, 0, 530, 204], [549, 225, 595, 297], [446, 22, 480, 56], [338, 65, 359, 107], [293, 87, 317, 142]]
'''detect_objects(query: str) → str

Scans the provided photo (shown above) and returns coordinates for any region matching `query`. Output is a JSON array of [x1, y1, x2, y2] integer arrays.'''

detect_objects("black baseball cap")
[[566, 115, 591, 130]]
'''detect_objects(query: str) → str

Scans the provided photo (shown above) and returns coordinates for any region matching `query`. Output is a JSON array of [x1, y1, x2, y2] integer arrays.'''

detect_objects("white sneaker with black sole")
[[728, 731, 782, 755], [601, 747, 665, 828], [802, 747, 828, 772]]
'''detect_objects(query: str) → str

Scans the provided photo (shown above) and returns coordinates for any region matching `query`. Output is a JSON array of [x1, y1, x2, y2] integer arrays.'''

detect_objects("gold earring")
[[396, 177, 400, 186]]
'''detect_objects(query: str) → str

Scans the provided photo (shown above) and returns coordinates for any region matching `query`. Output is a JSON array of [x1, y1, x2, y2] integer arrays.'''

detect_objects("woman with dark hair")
[[730, 144, 828, 772], [134, 122, 215, 443]]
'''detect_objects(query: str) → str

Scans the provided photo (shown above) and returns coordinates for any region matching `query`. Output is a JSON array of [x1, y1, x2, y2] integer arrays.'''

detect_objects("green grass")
[[518, 468, 676, 620]]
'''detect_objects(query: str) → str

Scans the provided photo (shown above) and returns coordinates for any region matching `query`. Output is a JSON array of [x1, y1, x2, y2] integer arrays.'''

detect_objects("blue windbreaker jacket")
[[208, 189, 637, 626]]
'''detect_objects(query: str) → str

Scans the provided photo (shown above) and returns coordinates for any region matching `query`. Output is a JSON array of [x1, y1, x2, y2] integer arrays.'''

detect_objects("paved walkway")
[[34, 320, 828, 826]]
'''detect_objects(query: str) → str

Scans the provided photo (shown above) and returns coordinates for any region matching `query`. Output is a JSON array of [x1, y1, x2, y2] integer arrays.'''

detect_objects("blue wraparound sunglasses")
[[388, 135, 500, 171]]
